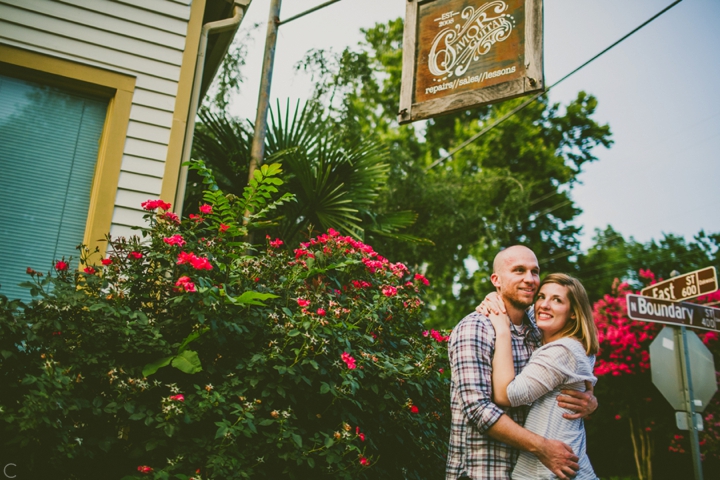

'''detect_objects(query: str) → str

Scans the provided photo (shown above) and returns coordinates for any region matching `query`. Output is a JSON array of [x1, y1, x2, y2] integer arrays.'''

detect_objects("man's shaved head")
[[493, 245, 537, 274]]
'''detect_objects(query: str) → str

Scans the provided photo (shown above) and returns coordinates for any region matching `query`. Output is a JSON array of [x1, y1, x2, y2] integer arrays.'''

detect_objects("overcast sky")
[[228, 0, 720, 251]]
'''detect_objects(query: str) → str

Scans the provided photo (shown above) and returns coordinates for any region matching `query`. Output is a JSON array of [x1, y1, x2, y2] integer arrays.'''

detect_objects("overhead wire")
[[425, 0, 683, 171]]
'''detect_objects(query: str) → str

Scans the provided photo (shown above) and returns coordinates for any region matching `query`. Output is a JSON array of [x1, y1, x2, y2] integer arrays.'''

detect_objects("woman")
[[488, 273, 599, 480]]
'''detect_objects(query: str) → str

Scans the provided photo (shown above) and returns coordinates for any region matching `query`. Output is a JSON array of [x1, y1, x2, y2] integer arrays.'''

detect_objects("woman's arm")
[[488, 312, 514, 407]]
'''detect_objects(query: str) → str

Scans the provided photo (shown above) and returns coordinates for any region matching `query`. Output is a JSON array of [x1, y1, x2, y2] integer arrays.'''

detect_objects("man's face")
[[491, 248, 540, 310]]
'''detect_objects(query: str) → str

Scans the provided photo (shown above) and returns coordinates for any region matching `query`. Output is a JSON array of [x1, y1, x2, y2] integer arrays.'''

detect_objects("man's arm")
[[487, 415, 579, 480], [557, 380, 598, 419]]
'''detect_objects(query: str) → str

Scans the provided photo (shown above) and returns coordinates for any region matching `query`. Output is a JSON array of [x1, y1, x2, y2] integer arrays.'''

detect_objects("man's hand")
[[558, 380, 598, 420], [534, 438, 579, 479], [475, 291, 506, 316]]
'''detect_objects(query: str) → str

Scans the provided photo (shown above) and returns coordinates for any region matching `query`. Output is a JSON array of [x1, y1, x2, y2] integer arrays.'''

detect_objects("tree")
[[296, 18, 613, 327]]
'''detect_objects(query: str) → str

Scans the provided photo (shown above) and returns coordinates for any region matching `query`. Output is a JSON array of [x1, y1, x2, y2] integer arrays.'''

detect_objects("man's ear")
[[490, 273, 501, 289]]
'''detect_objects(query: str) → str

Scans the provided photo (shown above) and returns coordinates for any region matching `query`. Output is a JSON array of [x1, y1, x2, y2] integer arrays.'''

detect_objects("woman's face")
[[534, 282, 574, 343]]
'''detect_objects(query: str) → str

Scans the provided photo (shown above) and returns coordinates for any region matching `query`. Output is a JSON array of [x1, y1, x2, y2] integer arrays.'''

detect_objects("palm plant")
[[189, 101, 429, 246]]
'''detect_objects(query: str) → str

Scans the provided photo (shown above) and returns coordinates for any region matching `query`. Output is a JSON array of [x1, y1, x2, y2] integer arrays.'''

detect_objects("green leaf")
[[129, 413, 145, 421], [177, 327, 209, 353], [142, 355, 173, 377], [228, 291, 279, 306], [324, 436, 334, 448], [291, 433, 302, 448], [171, 350, 203, 374], [320, 383, 330, 394], [287, 329, 300, 337]]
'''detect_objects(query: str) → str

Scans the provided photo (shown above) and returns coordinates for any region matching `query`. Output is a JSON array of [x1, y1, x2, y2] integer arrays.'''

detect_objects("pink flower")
[[55, 260, 69, 271], [199, 204, 213, 214], [269, 238, 284, 248], [615, 414, 622, 420], [137, 465, 154, 474], [317, 308, 326, 316], [219, 223, 229, 233], [414, 273, 430, 286], [341, 352, 357, 370], [174, 276, 196, 292], [163, 234, 186, 247], [359, 433, 365, 441], [83, 266, 96, 275], [359, 457, 369, 466], [410, 405, 419, 414], [169, 394, 185, 402], [381, 285, 397, 297], [189, 214, 204, 223], [177, 252, 212, 270], [101, 258, 113, 266], [128, 251, 142, 260], [141, 199, 171, 211], [297, 298, 310, 307], [438, 368, 444, 374], [162, 211, 180, 224]]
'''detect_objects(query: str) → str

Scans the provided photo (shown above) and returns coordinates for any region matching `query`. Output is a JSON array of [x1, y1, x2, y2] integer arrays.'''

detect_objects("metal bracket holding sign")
[[398, 0, 544, 124]]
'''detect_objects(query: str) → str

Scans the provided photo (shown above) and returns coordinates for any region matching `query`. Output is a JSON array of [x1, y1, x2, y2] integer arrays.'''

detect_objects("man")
[[446, 246, 597, 480]]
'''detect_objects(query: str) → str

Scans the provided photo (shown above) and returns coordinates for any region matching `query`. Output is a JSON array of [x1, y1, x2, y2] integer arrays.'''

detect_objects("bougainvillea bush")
[[0, 163, 450, 479], [588, 272, 720, 479]]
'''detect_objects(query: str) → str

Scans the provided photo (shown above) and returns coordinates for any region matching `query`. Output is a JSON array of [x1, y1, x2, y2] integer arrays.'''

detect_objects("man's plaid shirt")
[[445, 310, 542, 480]]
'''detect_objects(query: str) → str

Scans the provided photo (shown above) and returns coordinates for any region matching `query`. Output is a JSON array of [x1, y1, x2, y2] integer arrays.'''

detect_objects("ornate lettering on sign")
[[428, 2, 515, 80]]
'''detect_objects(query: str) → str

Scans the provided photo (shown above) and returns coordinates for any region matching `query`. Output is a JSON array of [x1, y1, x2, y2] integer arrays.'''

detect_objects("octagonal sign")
[[650, 326, 718, 412]]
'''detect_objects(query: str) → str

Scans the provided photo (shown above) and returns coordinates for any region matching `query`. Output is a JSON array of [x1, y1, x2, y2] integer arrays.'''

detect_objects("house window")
[[0, 74, 108, 302]]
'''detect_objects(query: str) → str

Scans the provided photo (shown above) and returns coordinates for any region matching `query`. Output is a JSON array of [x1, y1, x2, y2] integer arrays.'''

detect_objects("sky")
[[228, 0, 720, 251]]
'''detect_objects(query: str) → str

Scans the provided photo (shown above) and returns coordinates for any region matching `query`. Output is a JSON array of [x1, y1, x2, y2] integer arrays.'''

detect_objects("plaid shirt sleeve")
[[449, 314, 505, 433]]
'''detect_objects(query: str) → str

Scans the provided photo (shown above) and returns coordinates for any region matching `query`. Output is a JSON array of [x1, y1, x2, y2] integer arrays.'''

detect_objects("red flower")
[[55, 260, 69, 271], [128, 251, 142, 260], [169, 394, 185, 402], [101, 258, 113, 266], [219, 223, 230, 233], [317, 308, 326, 316], [297, 298, 310, 307], [199, 204, 213, 214], [381, 285, 397, 297], [177, 252, 212, 270], [83, 266, 96, 275], [269, 238, 284, 248], [162, 211, 180, 224], [141, 199, 171, 211], [341, 352, 357, 370], [174, 276, 196, 293], [359, 457, 369, 466], [137, 465, 154, 474], [410, 405, 419, 414], [189, 214, 204, 223], [414, 273, 430, 286], [163, 234, 186, 247], [615, 414, 622, 420]]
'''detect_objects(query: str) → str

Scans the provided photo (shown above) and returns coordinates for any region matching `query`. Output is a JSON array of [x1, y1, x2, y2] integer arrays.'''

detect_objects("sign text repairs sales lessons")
[[399, 0, 543, 123]]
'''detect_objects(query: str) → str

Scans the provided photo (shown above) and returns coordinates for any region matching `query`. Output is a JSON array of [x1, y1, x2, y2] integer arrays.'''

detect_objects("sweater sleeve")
[[506, 343, 578, 407]]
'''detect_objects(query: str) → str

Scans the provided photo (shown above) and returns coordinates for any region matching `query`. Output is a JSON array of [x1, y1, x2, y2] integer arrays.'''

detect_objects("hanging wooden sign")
[[398, 0, 544, 124]]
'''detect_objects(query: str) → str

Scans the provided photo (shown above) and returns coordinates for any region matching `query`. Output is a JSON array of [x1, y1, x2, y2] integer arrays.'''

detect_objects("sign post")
[[398, 0, 544, 124], [628, 292, 720, 480]]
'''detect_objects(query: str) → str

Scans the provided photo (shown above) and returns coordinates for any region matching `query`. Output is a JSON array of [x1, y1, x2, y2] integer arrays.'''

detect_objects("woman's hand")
[[476, 291, 507, 316], [488, 311, 511, 335]]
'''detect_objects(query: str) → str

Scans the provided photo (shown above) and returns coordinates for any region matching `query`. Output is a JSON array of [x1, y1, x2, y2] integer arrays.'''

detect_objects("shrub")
[[0, 163, 450, 479]]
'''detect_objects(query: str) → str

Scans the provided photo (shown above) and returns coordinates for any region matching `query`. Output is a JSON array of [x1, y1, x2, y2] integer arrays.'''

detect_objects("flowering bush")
[[0, 163, 450, 479], [589, 274, 720, 479]]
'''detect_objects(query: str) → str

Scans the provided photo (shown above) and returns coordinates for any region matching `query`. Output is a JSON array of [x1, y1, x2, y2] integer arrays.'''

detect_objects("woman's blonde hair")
[[538, 273, 599, 355]]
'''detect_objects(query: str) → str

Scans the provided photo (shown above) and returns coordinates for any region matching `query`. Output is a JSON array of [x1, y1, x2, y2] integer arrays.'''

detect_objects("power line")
[[426, 0, 683, 171]]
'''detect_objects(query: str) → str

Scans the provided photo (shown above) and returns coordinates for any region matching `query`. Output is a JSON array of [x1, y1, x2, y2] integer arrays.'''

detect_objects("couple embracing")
[[446, 246, 600, 480]]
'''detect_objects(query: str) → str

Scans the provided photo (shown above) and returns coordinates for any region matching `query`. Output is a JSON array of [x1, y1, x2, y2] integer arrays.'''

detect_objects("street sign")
[[626, 294, 720, 332], [649, 327, 717, 413], [398, 0, 544, 124], [641, 267, 717, 302]]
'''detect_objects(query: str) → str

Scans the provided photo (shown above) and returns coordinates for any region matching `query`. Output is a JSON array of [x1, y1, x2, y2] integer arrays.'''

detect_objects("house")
[[0, 0, 251, 301]]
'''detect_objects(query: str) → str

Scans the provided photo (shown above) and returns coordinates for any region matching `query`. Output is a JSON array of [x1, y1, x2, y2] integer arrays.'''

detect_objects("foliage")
[[0, 164, 450, 479], [577, 226, 720, 302], [587, 273, 720, 479], [189, 101, 426, 247], [295, 18, 613, 328]]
